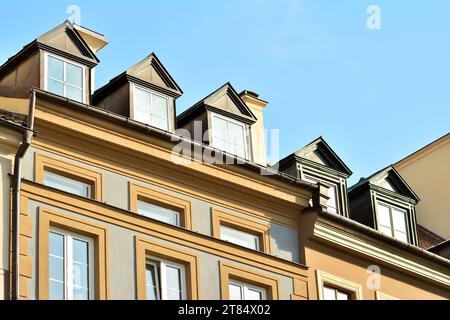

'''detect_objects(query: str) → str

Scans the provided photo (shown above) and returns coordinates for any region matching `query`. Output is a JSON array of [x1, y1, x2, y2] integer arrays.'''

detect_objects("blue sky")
[[1, 0, 449, 185]]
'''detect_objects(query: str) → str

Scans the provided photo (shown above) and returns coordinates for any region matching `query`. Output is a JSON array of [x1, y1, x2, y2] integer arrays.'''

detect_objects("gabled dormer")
[[348, 166, 420, 246], [92, 53, 182, 133], [177, 83, 257, 161], [277, 137, 353, 217], [0, 21, 107, 104]]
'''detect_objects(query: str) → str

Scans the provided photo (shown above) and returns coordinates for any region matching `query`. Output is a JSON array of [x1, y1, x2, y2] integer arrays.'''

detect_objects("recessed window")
[[322, 286, 351, 300], [211, 114, 247, 159], [229, 279, 267, 300], [145, 258, 186, 300], [304, 175, 338, 214], [49, 228, 94, 300], [137, 200, 180, 226], [220, 225, 260, 251], [43, 170, 92, 198], [46, 54, 84, 103], [133, 85, 169, 131], [377, 202, 408, 243]]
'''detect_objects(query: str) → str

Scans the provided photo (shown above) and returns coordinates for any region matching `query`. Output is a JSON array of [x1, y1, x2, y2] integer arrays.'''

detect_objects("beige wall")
[[395, 136, 450, 239], [306, 240, 450, 300]]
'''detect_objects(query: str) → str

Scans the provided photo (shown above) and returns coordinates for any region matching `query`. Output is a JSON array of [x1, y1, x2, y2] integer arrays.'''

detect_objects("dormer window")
[[133, 85, 169, 131], [304, 175, 339, 214], [45, 53, 85, 103], [376, 202, 408, 243], [211, 113, 248, 159]]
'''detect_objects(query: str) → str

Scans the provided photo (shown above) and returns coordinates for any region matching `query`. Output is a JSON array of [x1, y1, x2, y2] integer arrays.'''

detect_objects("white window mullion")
[[66, 235, 74, 300], [160, 261, 168, 300]]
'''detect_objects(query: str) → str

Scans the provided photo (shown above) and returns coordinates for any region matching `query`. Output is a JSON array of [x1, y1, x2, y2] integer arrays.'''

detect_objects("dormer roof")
[[349, 166, 420, 203], [177, 82, 257, 127], [0, 20, 100, 80], [278, 136, 352, 177], [93, 53, 183, 102]]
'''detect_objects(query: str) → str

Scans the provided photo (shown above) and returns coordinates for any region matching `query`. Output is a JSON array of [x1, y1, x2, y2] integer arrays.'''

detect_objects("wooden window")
[[220, 262, 279, 300], [38, 208, 109, 300], [129, 183, 192, 229], [135, 237, 200, 300], [212, 209, 270, 253], [316, 270, 363, 300], [35, 154, 103, 201]]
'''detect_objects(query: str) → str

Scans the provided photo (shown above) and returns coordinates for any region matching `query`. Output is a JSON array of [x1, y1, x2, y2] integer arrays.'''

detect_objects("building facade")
[[0, 21, 449, 300]]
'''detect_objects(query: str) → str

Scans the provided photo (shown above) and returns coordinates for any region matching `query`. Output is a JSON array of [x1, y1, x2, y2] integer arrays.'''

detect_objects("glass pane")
[[48, 56, 64, 81], [49, 232, 64, 257], [245, 288, 263, 300], [73, 287, 89, 300], [49, 280, 64, 300], [134, 106, 150, 124], [150, 116, 168, 131], [66, 85, 83, 102], [327, 186, 338, 213], [66, 63, 83, 87], [379, 225, 393, 236], [135, 87, 151, 111], [43, 171, 91, 198], [49, 255, 64, 282], [72, 239, 88, 265], [377, 204, 392, 229], [151, 94, 168, 119], [213, 117, 228, 140], [392, 208, 407, 233], [72, 263, 88, 289], [337, 291, 349, 300], [395, 231, 408, 243], [48, 79, 64, 96], [323, 286, 336, 300], [220, 225, 260, 251], [229, 283, 242, 300], [137, 200, 180, 226], [228, 122, 245, 147], [146, 264, 159, 300], [165, 265, 182, 300]]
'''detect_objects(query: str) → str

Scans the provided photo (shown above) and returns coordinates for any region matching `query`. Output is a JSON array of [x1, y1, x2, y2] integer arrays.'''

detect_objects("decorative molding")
[[313, 217, 450, 288], [219, 262, 280, 300], [135, 236, 200, 300], [316, 270, 363, 300], [37, 207, 110, 300]]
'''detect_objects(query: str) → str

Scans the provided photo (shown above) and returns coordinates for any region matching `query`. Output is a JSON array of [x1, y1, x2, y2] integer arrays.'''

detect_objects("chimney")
[[240, 90, 269, 166]]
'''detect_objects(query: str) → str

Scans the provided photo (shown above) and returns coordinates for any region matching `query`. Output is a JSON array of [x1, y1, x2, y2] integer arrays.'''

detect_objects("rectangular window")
[[323, 286, 351, 300], [220, 225, 260, 251], [304, 175, 338, 214], [49, 228, 94, 300], [46, 54, 84, 103], [145, 258, 186, 300], [211, 114, 247, 159], [137, 200, 180, 226], [133, 85, 169, 131], [43, 170, 92, 198], [377, 202, 408, 243], [229, 280, 267, 300]]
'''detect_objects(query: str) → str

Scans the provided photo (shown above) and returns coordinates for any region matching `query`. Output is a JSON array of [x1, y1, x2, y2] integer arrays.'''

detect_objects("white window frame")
[[376, 201, 409, 243], [219, 225, 261, 251], [228, 279, 267, 300], [322, 285, 351, 300], [49, 227, 95, 300], [316, 270, 363, 300], [44, 52, 86, 104], [131, 84, 170, 131], [211, 113, 249, 160], [43, 170, 92, 199], [145, 257, 187, 300], [304, 174, 339, 214]]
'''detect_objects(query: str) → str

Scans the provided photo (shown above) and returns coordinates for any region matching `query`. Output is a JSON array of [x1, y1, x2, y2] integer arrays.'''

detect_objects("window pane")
[[73, 287, 89, 300], [150, 116, 168, 131], [49, 255, 64, 282], [151, 94, 168, 119], [49, 232, 64, 257], [66, 63, 83, 87], [48, 56, 64, 81], [229, 283, 243, 300], [137, 200, 180, 226], [220, 225, 260, 251], [146, 264, 160, 300], [165, 265, 182, 300], [323, 286, 336, 300], [245, 288, 263, 300], [377, 204, 392, 229], [135, 88, 151, 111], [327, 186, 338, 213], [43, 171, 91, 198], [336, 291, 349, 300], [395, 231, 408, 243], [392, 208, 407, 233], [49, 280, 65, 300], [212, 116, 246, 158], [228, 122, 245, 147], [134, 106, 150, 124], [72, 239, 88, 265], [48, 79, 64, 96], [66, 85, 83, 102]]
